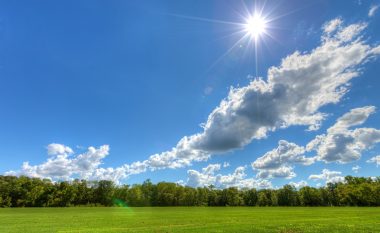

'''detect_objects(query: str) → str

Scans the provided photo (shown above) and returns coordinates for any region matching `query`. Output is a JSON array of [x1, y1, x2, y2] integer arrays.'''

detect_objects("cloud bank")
[[135, 18, 380, 174], [6, 144, 111, 181], [185, 164, 272, 189], [6, 18, 380, 184], [251, 106, 380, 179]]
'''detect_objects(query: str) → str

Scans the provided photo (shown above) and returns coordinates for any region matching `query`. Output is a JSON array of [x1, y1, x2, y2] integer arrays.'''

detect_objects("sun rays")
[[167, 2, 284, 78]]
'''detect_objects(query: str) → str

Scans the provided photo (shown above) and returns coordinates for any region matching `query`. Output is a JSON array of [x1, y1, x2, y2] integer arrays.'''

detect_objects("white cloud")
[[176, 180, 186, 186], [307, 106, 380, 163], [255, 165, 296, 180], [252, 140, 314, 179], [6, 145, 113, 182], [322, 18, 342, 34], [352, 165, 361, 173], [92, 167, 129, 184], [369, 5, 379, 17], [251, 106, 380, 178], [289, 180, 308, 189], [309, 169, 345, 184], [252, 141, 312, 169], [6, 18, 380, 184], [136, 18, 380, 173], [185, 164, 271, 189], [367, 155, 380, 166], [73, 145, 111, 179], [201, 163, 221, 175], [47, 143, 73, 156]]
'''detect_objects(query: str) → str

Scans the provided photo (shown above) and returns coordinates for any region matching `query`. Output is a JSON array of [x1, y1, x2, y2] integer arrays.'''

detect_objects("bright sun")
[[245, 15, 267, 39]]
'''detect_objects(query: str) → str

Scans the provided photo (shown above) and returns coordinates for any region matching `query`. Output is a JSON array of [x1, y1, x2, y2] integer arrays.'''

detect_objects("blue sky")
[[1, 0, 380, 188]]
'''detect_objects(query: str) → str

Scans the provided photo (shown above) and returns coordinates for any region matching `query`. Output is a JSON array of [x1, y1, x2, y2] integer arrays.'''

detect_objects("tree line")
[[1, 175, 380, 207]]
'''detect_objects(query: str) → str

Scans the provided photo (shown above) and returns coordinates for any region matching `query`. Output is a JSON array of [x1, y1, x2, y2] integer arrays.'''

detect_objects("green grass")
[[0, 207, 380, 233]]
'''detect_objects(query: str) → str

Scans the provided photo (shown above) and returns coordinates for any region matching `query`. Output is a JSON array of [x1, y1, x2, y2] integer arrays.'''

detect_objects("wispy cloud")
[[368, 5, 379, 17], [352, 165, 361, 173], [367, 155, 380, 166]]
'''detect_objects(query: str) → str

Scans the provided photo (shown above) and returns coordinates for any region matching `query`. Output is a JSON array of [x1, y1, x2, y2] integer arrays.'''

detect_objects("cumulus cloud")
[[255, 166, 296, 180], [322, 18, 342, 34], [6, 144, 113, 182], [6, 18, 380, 184], [252, 140, 314, 179], [369, 5, 379, 17], [137, 18, 380, 172], [306, 106, 380, 163], [201, 163, 221, 175], [254, 107, 380, 179], [367, 155, 380, 166], [73, 145, 111, 179], [185, 164, 271, 189], [289, 180, 308, 189], [309, 169, 345, 184], [251, 106, 380, 178], [47, 143, 73, 156]]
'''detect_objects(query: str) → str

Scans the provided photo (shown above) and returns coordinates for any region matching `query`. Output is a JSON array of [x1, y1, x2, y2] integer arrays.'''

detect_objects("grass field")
[[0, 207, 380, 233]]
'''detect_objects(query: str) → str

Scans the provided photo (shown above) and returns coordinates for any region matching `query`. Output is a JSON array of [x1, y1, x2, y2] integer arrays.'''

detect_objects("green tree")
[[277, 185, 297, 206], [257, 190, 272, 206], [93, 180, 115, 206], [243, 188, 258, 206], [299, 187, 322, 206]]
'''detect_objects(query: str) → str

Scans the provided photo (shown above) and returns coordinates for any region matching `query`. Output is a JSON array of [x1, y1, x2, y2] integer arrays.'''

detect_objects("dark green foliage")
[[277, 185, 298, 206], [243, 188, 258, 206], [299, 186, 322, 206], [1, 175, 380, 207]]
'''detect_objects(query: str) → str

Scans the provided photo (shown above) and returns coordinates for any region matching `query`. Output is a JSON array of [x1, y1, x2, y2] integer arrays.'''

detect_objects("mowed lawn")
[[0, 207, 380, 233]]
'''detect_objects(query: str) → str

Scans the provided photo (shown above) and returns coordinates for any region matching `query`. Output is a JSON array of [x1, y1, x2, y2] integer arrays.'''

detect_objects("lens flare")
[[113, 198, 134, 213], [166, 2, 284, 77], [245, 15, 267, 39]]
